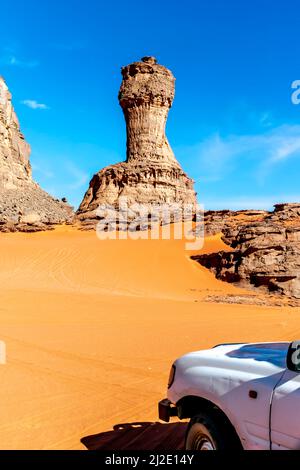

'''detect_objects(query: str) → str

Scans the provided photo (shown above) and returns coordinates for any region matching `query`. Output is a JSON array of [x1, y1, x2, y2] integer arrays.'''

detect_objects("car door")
[[270, 369, 300, 449], [220, 368, 285, 449]]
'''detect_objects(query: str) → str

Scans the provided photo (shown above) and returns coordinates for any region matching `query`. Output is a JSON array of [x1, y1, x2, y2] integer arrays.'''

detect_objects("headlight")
[[168, 364, 176, 388]]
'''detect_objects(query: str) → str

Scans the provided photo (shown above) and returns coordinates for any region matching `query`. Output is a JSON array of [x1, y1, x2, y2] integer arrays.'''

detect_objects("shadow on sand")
[[81, 421, 187, 450]]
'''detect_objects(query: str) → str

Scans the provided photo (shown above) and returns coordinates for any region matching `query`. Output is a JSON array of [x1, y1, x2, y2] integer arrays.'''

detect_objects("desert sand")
[[0, 226, 299, 449]]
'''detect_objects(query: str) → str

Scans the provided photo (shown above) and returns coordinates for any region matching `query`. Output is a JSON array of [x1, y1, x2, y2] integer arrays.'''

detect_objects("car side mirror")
[[287, 341, 300, 372]]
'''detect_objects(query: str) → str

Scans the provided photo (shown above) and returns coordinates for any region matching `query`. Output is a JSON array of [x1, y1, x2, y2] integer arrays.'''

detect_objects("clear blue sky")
[[1, 0, 300, 210]]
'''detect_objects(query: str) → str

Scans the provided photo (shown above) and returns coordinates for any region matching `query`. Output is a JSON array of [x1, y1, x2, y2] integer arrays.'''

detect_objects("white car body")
[[163, 342, 300, 450]]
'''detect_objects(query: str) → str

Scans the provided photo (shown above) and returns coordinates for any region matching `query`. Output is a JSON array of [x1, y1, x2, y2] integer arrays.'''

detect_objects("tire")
[[185, 410, 241, 450]]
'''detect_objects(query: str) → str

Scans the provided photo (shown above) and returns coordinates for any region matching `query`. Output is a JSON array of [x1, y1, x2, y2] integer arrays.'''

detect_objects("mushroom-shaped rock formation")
[[77, 57, 197, 225]]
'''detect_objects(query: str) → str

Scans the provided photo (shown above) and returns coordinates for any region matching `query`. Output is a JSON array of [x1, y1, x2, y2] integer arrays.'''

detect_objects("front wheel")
[[185, 410, 241, 450]]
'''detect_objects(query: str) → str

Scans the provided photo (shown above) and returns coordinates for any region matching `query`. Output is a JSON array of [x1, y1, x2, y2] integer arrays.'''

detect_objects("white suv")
[[158, 342, 300, 450]]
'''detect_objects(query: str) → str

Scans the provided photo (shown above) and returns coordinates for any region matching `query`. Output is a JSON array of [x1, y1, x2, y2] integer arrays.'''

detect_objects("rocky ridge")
[[194, 203, 300, 301], [204, 209, 269, 236], [0, 76, 74, 232]]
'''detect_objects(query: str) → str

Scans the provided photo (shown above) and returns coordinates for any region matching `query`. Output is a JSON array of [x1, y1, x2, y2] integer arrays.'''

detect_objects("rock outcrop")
[[77, 56, 196, 226], [0, 76, 74, 231], [204, 209, 269, 236], [194, 203, 300, 300], [267, 203, 300, 223]]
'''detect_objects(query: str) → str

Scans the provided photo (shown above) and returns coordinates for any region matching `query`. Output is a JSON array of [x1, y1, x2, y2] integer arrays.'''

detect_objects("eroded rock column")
[[119, 56, 179, 166], [77, 57, 197, 223]]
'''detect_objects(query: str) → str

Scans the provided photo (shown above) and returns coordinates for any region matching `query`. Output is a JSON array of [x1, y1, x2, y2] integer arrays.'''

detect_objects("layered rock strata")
[[203, 209, 269, 236]]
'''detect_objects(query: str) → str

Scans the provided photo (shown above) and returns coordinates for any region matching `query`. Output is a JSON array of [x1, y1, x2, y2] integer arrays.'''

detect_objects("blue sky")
[[1, 0, 300, 210]]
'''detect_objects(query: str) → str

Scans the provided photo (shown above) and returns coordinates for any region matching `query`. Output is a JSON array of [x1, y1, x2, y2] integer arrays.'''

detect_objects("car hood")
[[175, 342, 289, 375]]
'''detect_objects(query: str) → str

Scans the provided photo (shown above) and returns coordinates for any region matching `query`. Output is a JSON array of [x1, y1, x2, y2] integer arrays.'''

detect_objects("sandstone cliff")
[[77, 56, 196, 226], [194, 203, 300, 300], [0, 77, 74, 232]]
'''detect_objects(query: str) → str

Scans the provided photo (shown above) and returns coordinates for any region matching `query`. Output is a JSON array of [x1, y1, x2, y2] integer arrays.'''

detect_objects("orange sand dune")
[[0, 227, 299, 449]]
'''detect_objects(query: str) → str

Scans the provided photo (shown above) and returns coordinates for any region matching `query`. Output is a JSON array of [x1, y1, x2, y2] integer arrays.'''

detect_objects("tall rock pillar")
[[119, 56, 179, 166], [77, 57, 197, 223]]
